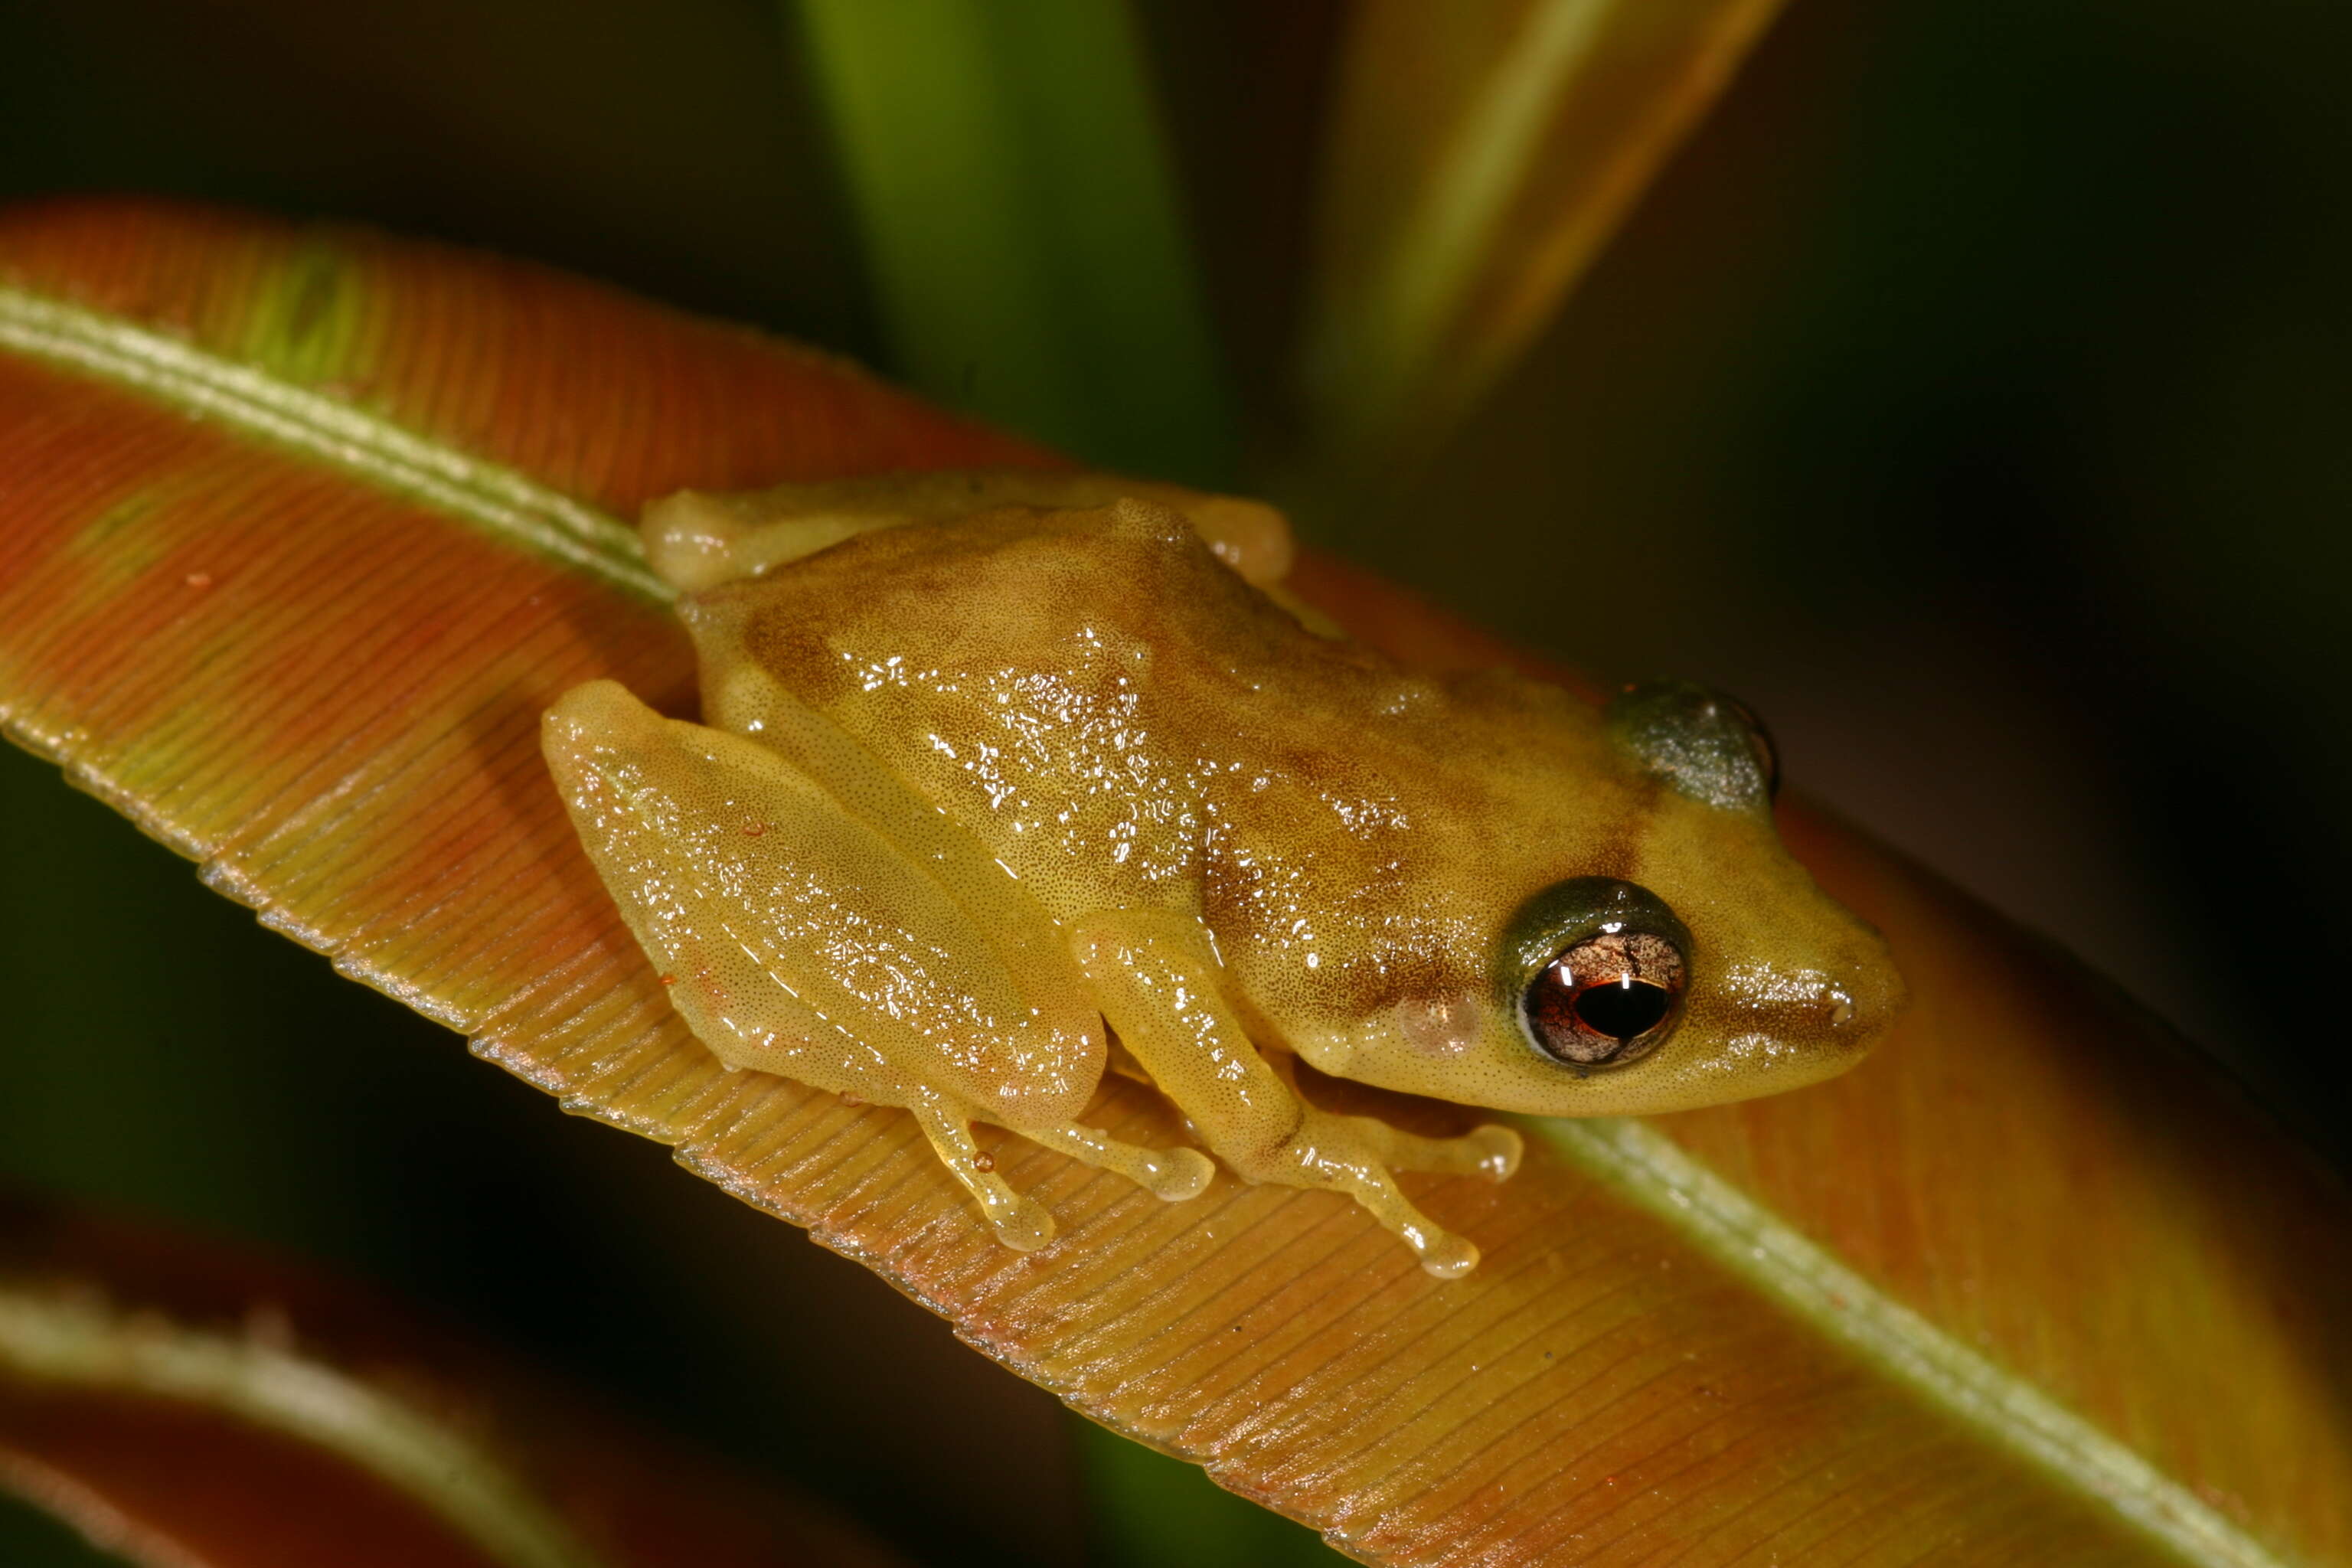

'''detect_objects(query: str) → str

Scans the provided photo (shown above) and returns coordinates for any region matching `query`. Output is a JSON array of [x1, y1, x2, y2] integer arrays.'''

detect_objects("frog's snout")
[[1785, 950, 1904, 1064], [1715, 948, 1904, 1069], [1834, 949, 1908, 1047]]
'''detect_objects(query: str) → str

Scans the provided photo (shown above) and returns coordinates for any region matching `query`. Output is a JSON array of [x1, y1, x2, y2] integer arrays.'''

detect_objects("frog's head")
[[1299, 681, 1904, 1117]]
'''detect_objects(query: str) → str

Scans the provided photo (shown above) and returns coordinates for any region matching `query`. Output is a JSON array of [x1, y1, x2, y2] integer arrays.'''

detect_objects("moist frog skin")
[[544, 471, 1904, 1277]]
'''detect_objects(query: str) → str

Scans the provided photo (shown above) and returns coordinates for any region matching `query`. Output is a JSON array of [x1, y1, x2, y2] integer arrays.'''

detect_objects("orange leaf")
[[1, 201, 2345, 1566]]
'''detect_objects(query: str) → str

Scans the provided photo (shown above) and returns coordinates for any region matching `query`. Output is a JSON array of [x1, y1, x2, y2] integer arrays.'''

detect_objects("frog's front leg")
[[1072, 910, 1517, 1279], [544, 680, 1212, 1251]]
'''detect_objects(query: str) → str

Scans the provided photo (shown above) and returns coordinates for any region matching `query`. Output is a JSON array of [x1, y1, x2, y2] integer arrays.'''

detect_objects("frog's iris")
[[1522, 929, 1686, 1066], [1501, 877, 1691, 1070]]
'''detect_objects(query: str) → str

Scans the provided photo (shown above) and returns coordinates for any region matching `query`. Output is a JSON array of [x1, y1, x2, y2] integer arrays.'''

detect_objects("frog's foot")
[[1016, 1120, 1216, 1202], [909, 1096, 1216, 1248], [906, 1090, 1056, 1252], [1236, 1105, 1484, 1279], [1328, 1115, 1522, 1184], [1074, 910, 1488, 1279]]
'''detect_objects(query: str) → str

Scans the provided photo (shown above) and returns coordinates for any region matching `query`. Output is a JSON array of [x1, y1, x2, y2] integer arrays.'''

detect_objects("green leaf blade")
[[795, 0, 1234, 484]]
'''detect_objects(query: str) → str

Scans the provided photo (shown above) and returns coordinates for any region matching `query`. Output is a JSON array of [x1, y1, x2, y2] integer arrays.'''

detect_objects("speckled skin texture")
[[544, 486, 1902, 1273]]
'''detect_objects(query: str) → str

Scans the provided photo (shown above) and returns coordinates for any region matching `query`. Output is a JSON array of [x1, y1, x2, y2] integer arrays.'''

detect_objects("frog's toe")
[[1341, 1115, 1524, 1184], [1017, 1120, 1216, 1204], [1137, 1145, 1217, 1202], [1468, 1125, 1522, 1182], [1410, 1227, 1481, 1281], [910, 1094, 1060, 1250], [954, 1155, 1058, 1252], [982, 1194, 1057, 1252], [1334, 1158, 1485, 1278]]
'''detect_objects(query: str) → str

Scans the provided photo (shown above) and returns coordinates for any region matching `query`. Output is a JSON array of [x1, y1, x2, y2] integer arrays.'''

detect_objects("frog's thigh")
[[547, 682, 1204, 1247], [693, 672, 1214, 1171], [1071, 910, 1483, 1279], [544, 681, 1095, 1125]]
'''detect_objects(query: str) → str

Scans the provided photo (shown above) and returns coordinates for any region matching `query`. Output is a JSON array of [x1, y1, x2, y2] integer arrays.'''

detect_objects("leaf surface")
[[1, 201, 2346, 1567]]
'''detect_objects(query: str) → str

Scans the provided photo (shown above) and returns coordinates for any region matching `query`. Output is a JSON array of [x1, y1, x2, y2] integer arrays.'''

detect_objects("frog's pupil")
[[1573, 978, 1671, 1041]]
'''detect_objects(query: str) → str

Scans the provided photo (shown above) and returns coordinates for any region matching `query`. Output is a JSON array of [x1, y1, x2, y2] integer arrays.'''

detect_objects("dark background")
[[2, 0, 2347, 1562]]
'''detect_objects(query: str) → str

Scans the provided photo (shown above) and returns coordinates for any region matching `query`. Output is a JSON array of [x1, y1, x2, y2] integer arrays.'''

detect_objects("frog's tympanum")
[[544, 472, 1903, 1276]]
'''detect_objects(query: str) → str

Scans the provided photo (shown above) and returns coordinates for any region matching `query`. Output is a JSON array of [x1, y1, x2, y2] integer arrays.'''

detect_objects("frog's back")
[[687, 499, 1620, 1021], [724, 499, 1308, 707], [682, 501, 1472, 917]]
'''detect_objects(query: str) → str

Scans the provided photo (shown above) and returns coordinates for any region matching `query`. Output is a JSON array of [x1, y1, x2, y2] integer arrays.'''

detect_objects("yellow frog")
[[543, 472, 1902, 1276]]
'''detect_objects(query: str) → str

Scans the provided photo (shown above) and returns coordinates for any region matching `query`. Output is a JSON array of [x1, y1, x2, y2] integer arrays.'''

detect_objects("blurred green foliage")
[[799, 0, 1233, 484], [0, 1493, 122, 1568], [2, 0, 2348, 1562]]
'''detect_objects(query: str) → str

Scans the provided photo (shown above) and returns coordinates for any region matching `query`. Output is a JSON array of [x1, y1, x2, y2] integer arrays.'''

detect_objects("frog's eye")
[[1500, 876, 1694, 1070], [1521, 929, 1687, 1066]]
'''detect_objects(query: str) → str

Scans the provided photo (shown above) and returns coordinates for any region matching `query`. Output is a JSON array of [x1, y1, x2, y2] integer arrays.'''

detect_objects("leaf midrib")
[[1544, 1118, 2281, 1568], [0, 284, 675, 605]]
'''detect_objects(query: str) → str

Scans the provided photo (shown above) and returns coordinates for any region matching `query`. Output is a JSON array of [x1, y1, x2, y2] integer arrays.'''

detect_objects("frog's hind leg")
[[905, 1088, 1058, 1252], [1072, 910, 1492, 1279], [641, 469, 1294, 593], [545, 679, 1213, 1251], [641, 488, 900, 592]]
